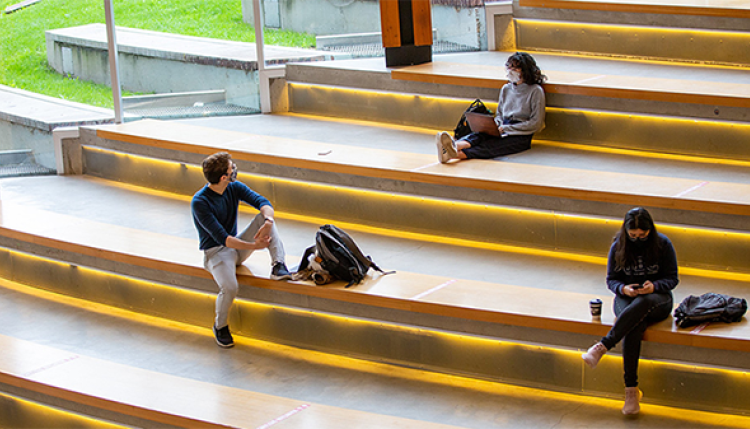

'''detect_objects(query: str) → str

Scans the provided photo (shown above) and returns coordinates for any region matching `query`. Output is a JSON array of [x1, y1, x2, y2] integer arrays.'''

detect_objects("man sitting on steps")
[[191, 152, 292, 348]]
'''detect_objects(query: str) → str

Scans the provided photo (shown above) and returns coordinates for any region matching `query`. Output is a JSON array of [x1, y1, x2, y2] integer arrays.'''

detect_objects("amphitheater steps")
[[4, 272, 750, 428], [3, 172, 746, 416]]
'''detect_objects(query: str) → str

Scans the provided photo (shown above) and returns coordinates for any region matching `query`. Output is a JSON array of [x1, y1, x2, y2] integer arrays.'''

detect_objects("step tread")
[[0, 334, 461, 429], [178, 114, 750, 183], [391, 55, 750, 108], [94, 119, 750, 216], [2, 189, 749, 352], [518, 0, 750, 18]]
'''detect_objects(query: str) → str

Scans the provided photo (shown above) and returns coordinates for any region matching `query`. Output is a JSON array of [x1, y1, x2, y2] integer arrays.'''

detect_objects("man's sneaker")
[[213, 325, 234, 348], [581, 342, 607, 368], [271, 262, 292, 280], [436, 131, 457, 163]]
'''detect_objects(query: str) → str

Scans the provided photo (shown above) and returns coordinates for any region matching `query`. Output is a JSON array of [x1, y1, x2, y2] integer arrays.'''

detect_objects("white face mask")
[[229, 163, 237, 182], [507, 69, 521, 84]]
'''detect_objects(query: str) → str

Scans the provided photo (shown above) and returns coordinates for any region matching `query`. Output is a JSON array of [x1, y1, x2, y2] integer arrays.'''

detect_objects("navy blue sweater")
[[606, 232, 679, 296], [191, 182, 272, 250]]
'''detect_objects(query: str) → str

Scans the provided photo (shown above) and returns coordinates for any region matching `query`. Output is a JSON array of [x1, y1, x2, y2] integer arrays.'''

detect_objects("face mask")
[[507, 69, 521, 84], [229, 163, 237, 182]]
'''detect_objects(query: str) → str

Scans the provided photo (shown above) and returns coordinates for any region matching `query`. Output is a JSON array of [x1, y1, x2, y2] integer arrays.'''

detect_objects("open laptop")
[[465, 111, 501, 137]]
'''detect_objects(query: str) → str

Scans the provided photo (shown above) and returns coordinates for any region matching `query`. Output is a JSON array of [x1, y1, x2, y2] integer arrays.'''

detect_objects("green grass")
[[0, 0, 316, 108]]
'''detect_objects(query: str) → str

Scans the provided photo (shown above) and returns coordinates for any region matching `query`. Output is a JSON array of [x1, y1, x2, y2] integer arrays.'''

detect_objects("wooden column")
[[380, 0, 433, 67]]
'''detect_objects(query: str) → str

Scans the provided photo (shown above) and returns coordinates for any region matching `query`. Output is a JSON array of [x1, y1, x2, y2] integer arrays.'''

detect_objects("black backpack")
[[454, 99, 492, 140], [673, 293, 748, 328], [300, 225, 394, 287]]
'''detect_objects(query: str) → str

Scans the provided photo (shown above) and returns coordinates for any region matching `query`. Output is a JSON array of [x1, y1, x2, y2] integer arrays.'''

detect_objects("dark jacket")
[[606, 232, 679, 297]]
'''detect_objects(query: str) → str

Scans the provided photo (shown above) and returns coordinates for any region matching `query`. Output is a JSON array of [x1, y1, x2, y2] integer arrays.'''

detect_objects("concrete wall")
[[243, 0, 487, 49], [0, 122, 54, 169], [46, 41, 261, 110], [0, 85, 114, 172]]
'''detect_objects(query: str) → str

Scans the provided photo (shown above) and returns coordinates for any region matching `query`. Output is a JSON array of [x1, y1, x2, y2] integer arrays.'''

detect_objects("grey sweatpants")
[[203, 214, 286, 329]]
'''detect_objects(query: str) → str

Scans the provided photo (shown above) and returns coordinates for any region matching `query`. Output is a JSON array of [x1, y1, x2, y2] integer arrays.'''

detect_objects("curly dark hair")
[[202, 152, 232, 184], [505, 52, 547, 86], [613, 207, 661, 270]]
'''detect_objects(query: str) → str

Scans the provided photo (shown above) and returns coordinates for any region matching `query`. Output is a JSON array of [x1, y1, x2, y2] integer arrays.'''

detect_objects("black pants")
[[601, 293, 673, 387], [459, 132, 532, 160]]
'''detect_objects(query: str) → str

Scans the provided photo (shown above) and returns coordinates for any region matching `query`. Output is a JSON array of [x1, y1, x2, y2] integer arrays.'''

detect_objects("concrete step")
[[76, 130, 750, 271], [0, 85, 114, 171], [514, 0, 750, 31], [3, 275, 749, 428], [1, 175, 750, 417], [71, 115, 750, 232], [286, 82, 750, 161], [515, 18, 750, 66], [284, 53, 750, 123]]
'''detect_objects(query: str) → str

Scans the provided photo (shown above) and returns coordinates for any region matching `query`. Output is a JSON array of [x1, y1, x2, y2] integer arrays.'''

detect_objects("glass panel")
[[431, 0, 486, 53], [271, 0, 385, 59], [120, 1, 264, 120]]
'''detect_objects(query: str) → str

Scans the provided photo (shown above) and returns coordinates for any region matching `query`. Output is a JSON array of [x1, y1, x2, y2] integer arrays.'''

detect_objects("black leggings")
[[601, 293, 673, 387], [459, 132, 533, 159]]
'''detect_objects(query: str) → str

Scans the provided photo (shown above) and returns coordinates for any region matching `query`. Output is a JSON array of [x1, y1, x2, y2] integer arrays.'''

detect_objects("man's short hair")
[[202, 152, 231, 184]]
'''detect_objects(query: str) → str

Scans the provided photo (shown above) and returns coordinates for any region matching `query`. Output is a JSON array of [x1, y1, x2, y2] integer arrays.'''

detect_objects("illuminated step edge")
[[287, 83, 750, 145], [81, 147, 750, 275], [0, 251, 748, 416], [0, 334, 463, 429], [515, 19, 750, 66], [0, 391, 127, 429]]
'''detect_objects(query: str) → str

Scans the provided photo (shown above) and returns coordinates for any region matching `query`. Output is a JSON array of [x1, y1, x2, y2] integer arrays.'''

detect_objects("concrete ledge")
[[0, 85, 113, 170], [0, 85, 113, 133], [46, 24, 337, 72], [45, 24, 346, 109]]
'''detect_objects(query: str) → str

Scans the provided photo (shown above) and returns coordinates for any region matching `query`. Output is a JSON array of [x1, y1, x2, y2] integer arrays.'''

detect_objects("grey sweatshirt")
[[495, 82, 546, 135]]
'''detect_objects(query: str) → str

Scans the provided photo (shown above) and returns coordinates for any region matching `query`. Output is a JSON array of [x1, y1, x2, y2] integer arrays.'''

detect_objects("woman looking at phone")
[[582, 207, 679, 415]]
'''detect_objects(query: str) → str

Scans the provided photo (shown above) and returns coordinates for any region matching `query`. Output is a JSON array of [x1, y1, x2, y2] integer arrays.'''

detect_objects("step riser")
[[2, 249, 749, 416], [82, 147, 750, 274], [288, 82, 466, 130], [516, 19, 750, 66], [288, 84, 750, 160], [0, 390, 128, 429], [514, 2, 750, 32], [545, 108, 750, 161]]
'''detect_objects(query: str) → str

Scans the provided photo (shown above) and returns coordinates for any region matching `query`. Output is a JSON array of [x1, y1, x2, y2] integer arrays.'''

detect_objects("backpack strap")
[[315, 229, 340, 265], [324, 224, 397, 277], [322, 225, 371, 269]]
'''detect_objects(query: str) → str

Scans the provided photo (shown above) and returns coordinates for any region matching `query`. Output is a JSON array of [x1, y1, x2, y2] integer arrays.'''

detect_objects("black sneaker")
[[213, 325, 234, 348], [270, 262, 292, 280]]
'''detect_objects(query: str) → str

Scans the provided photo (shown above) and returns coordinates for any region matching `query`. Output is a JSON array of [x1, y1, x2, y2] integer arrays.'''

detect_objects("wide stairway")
[[2, 0, 750, 427]]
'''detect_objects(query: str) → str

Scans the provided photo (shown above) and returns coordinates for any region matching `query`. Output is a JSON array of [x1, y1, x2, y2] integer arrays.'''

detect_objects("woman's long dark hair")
[[613, 207, 660, 270], [506, 52, 547, 86]]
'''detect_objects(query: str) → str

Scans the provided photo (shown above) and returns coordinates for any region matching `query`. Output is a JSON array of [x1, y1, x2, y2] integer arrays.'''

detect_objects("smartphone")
[[632, 284, 644, 290]]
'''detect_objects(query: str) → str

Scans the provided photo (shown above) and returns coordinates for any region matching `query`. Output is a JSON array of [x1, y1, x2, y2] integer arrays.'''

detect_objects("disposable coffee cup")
[[590, 298, 602, 317]]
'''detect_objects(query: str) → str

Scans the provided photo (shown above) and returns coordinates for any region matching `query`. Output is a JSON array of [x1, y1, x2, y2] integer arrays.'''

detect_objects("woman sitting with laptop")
[[437, 52, 547, 163]]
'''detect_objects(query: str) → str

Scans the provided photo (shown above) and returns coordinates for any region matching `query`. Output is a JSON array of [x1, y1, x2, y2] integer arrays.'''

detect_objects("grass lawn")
[[0, 0, 316, 108]]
